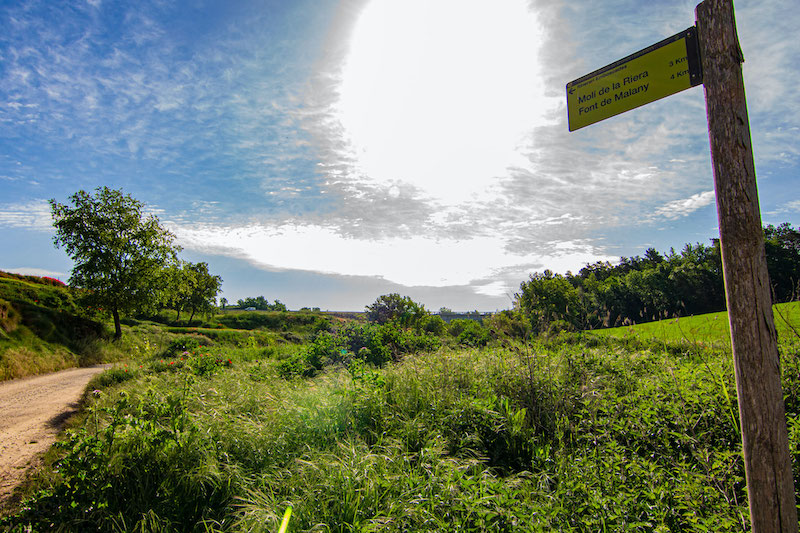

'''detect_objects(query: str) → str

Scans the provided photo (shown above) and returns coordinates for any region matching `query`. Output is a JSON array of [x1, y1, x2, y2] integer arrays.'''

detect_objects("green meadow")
[[3, 275, 800, 531], [588, 301, 800, 348]]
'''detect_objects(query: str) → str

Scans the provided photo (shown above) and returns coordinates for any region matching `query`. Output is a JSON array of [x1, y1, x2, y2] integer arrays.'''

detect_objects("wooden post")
[[696, 1, 798, 530]]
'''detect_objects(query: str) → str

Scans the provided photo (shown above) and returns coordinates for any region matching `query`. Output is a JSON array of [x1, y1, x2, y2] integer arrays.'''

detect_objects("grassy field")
[[588, 301, 800, 348], [0, 271, 328, 381], [4, 318, 800, 531], [3, 277, 800, 531]]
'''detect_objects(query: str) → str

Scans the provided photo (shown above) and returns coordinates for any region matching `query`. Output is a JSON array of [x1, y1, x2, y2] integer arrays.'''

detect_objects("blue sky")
[[1, 0, 798, 311]]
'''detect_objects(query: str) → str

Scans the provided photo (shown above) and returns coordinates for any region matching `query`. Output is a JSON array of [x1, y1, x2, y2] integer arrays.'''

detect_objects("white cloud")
[[0, 199, 53, 230], [0, 267, 66, 279], [473, 281, 508, 297], [172, 222, 612, 291], [767, 200, 800, 216], [651, 191, 715, 220]]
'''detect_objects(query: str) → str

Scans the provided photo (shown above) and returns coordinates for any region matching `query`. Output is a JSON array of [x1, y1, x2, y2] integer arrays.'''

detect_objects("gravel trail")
[[0, 365, 111, 502]]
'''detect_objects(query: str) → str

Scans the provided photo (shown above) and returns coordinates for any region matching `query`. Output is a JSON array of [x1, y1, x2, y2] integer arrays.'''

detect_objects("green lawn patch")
[[588, 301, 800, 348]]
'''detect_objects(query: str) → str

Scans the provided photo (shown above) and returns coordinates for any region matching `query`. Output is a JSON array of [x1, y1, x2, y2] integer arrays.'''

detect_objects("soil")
[[0, 365, 111, 504]]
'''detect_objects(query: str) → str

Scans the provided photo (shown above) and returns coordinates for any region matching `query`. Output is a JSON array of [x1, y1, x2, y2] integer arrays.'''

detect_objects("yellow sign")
[[567, 27, 702, 131]]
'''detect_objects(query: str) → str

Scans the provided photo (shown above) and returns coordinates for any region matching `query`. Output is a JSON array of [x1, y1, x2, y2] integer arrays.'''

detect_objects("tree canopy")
[[164, 260, 223, 322], [50, 187, 180, 339], [236, 296, 287, 311], [365, 293, 428, 327], [516, 224, 799, 334]]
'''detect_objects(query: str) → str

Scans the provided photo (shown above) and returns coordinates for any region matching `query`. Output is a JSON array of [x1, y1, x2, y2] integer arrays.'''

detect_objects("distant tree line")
[[516, 223, 800, 334], [50, 187, 222, 338], [235, 296, 287, 311]]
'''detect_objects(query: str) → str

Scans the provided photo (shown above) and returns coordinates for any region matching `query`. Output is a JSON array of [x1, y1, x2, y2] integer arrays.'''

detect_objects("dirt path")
[[0, 365, 111, 503]]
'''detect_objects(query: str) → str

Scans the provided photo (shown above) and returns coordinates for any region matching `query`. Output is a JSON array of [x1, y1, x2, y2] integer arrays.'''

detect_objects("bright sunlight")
[[336, 0, 557, 204]]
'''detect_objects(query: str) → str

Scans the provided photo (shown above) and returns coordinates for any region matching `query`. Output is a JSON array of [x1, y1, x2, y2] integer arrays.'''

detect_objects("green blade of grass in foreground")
[[278, 506, 292, 533]]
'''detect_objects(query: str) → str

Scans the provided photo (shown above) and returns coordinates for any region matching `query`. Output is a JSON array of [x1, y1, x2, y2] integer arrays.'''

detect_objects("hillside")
[[0, 272, 106, 380], [589, 301, 800, 348]]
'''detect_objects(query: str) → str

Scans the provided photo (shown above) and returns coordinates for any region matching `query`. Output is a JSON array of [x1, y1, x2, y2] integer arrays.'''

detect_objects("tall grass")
[[6, 325, 789, 531]]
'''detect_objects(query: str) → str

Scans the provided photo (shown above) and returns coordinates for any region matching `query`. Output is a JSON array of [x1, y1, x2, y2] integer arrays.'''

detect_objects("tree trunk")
[[112, 307, 122, 340]]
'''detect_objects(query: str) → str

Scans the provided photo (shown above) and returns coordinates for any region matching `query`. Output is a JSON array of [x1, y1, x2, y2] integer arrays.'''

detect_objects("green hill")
[[587, 301, 800, 348], [0, 271, 106, 380]]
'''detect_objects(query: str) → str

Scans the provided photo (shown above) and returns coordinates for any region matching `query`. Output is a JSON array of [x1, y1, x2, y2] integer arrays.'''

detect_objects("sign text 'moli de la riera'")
[[566, 27, 703, 131]]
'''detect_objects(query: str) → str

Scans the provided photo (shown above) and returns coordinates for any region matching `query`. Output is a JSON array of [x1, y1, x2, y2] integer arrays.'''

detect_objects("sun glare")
[[336, 0, 555, 204]]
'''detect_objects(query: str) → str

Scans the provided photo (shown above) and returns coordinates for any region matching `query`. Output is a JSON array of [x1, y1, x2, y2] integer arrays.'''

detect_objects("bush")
[[85, 366, 138, 393], [484, 309, 530, 339], [278, 321, 441, 380], [365, 293, 429, 327], [161, 335, 214, 358], [0, 298, 20, 333], [418, 314, 446, 336], [335, 322, 392, 366], [277, 352, 316, 378], [217, 311, 327, 333], [448, 319, 490, 347]]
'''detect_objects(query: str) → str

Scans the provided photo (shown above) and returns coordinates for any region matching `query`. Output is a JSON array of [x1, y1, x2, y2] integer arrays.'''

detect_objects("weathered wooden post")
[[566, 2, 798, 525], [696, 0, 798, 530]]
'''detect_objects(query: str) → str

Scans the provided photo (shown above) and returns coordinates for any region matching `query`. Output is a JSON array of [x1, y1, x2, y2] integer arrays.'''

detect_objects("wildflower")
[[92, 389, 101, 398]]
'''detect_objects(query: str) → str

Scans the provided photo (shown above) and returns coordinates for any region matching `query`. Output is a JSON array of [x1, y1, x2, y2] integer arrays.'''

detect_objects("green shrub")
[[277, 352, 316, 378], [0, 298, 20, 333], [216, 311, 327, 333], [418, 314, 446, 335], [160, 335, 213, 358], [335, 322, 392, 366], [448, 319, 491, 346], [85, 366, 139, 394]]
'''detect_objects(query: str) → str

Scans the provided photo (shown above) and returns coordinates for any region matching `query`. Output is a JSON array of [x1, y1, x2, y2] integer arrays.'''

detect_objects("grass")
[[588, 301, 800, 348], [8, 324, 798, 531], [4, 284, 800, 530], [0, 271, 320, 381], [0, 275, 108, 380]]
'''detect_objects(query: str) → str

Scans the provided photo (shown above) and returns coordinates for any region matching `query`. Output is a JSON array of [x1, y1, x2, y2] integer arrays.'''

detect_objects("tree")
[[236, 296, 285, 311], [163, 261, 222, 322], [163, 261, 192, 321], [186, 262, 221, 322], [50, 187, 179, 339], [516, 270, 581, 333], [764, 223, 800, 301], [365, 294, 428, 327]]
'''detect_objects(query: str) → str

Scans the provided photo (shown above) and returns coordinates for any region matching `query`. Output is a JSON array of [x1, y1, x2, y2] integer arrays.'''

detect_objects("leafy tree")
[[365, 293, 428, 327], [183, 261, 222, 322], [50, 187, 179, 339], [764, 223, 800, 301], [516, 270, 581, 333], [237, 296, 285, 311], [163, 261, 192, 321]]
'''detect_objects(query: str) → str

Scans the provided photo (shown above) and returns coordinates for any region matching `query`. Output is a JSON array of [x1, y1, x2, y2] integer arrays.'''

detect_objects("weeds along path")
[[0, 364, 111, 502]]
